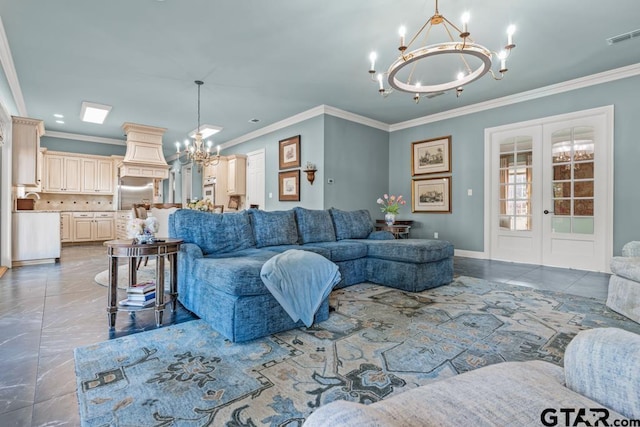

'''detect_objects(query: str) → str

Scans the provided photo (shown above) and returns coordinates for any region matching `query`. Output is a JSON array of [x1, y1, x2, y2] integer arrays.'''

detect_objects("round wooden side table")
[[103, 238, 183, 328]]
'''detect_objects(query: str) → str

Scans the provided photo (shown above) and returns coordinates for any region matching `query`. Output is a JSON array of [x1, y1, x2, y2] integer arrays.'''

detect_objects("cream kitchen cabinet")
[[43, 154, 82, 193], [72, 212, 115, 242], [60, 212, 72, 243], [226, 154, 246, 195], [115, 210, 132, 239], [81, 158, 113, 193], [43, 151, 114, 194], [12, 116, 45, 186]]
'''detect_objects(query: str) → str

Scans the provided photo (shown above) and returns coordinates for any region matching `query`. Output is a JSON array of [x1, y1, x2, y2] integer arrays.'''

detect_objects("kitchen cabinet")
[[43, 154, 82, 193], [60, 212, 72, 243], [115, 210, 132, 239], [81, 158, 113, 193], [226, 154, 246, 195], [43, 151, 115, 194], [72, 212, 115, 242], [12, 116, 45, 186], [12, 212, 60, 266]]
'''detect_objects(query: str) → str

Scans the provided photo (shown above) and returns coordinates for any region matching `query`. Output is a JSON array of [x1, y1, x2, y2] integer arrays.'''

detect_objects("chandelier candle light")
[[369, 0, 516, 102], [176, 80, 222, 170]]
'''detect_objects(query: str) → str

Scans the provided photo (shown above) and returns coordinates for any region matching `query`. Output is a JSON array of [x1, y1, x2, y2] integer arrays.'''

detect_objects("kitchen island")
[[12, 211, 61, 266]]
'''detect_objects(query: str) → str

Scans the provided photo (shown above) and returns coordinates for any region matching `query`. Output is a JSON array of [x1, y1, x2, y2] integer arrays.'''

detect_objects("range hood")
[[119, 122, 170, 179]]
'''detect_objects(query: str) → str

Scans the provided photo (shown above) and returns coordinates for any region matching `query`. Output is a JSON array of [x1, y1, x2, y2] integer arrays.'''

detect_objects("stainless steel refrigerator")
[[117, 177, 155, 210]]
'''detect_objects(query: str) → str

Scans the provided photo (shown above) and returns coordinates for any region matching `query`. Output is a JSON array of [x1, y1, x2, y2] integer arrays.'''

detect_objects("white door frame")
[[246, 148, 265, 209], [484, 105, 614, 272], [0, 104, 12, 267]]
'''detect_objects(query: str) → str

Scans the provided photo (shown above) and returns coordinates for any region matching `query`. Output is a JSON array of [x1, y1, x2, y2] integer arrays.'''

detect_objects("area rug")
[[74, 276, 640, 426], [94, 259, 171, 290]]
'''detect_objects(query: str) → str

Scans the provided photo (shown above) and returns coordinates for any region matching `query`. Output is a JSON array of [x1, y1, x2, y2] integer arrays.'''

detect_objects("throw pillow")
[[294, 207, 336, 244], [169, 209, 255, 255], [329, 208, 373, 240], [249, 210, 299, 248]]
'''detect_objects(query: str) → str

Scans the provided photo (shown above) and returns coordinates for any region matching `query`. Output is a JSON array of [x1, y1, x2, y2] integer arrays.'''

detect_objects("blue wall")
[[389, 74, 640, 255], [224, 115, 325, 210], [41, 136, 126, 156], [324, 115, 389, 217]]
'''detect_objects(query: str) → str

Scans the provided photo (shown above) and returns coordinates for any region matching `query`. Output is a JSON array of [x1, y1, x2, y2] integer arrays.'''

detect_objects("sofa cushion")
[[359, 239, 454, 263], [304, 241, 367, 262], [303, 360, 628, 427], [195, 249, 278, 296], [294, 207, 336, 244], [610, 256, 640, 282], [260, 244, 331, 259], [329, 208, 373, 240], [249, 209, 299, 248], [169, 209, 255, 255]]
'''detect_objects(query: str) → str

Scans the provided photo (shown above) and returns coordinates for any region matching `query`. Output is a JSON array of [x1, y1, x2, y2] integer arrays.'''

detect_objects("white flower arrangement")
[[126, 217, 159, 238]]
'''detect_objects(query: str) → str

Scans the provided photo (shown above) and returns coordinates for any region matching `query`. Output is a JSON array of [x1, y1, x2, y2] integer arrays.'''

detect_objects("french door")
[[487, 106, 613, 272]]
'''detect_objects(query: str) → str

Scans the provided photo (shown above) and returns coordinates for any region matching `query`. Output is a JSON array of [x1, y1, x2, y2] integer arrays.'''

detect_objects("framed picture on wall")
[[279, 135, 301, 169], [279, 170, 300, 201], [411, 136, 451, 176], [412, 177, 451, 213]]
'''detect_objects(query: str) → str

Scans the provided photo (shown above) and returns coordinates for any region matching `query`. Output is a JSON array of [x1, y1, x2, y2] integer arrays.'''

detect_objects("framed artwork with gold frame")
[[412, 177, 451, 213], [411, 136, 451, 176], [279, 135, 301, 170]]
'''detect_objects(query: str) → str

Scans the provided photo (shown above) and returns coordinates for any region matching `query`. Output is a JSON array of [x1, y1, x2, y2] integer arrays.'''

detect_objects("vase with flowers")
[[186, 198, 216, 212], [377, 194, 406, 225], [127, 217, 159, 244]]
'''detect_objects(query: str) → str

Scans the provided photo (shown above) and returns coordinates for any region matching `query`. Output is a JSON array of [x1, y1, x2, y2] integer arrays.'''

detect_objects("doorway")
[[246, 149, 265, 209], [486, 106, 613, 272]]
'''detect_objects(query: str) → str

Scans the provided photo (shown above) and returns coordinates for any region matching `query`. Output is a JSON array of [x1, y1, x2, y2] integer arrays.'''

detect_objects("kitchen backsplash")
[[34, 194, 114, 211]]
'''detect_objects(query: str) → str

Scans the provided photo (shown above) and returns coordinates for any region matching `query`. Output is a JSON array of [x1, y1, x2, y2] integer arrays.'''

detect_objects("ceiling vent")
[[607, 29, 640, 45]]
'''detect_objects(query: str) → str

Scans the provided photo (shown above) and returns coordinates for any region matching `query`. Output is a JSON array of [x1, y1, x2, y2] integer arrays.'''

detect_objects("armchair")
[[606, 241, 640, 323]]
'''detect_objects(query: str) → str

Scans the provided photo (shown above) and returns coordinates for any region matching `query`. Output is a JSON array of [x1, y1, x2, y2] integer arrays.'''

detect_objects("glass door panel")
[[498, 136, 533, 231], [550, 126, 594, 235]]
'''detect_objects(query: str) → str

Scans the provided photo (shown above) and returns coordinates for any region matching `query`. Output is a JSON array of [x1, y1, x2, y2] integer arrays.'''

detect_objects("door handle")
[[543, 210, 553, 215]]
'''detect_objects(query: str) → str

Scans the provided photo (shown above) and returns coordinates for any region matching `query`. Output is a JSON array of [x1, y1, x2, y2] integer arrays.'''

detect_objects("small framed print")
[[279, 135, 301, 170], [412, 177, 451, 213], [411, 136, 451, 176], [279, 170, 300, 201]]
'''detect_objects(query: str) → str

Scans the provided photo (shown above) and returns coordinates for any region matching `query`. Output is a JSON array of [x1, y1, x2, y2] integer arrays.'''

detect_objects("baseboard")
[[454, 249, 487, 259], [12, 258, 58, 267]]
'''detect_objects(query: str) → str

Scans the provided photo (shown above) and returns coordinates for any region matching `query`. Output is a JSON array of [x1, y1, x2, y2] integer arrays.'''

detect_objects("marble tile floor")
[[0, 245, 611, 426]]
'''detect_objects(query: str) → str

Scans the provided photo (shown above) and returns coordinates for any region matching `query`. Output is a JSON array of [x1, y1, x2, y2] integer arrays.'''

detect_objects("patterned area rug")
[[74, 276, 640, 426]]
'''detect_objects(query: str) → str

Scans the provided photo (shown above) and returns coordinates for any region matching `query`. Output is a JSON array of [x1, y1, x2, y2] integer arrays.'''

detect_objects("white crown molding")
[[322, 105, 389, 131], [0, 17, 27, 116], [222, 105, 390, 149], [390, 62, 640, 132], [45, 130, 125, 146]]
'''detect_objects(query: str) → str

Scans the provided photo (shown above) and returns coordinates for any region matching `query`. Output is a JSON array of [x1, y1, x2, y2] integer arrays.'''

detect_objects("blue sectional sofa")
[[169, 207, 454, 342]]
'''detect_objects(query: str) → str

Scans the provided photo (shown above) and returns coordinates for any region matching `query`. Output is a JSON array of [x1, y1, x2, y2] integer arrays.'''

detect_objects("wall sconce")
[[304, 162, 317, 185]]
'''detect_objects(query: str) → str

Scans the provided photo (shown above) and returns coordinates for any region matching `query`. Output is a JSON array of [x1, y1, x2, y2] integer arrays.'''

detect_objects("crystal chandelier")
[[368, 0, 516, 102], [175, 80, 221, 169]]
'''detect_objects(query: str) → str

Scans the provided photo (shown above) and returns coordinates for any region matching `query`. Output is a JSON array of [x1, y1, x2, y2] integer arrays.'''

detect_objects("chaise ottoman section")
[[357, 239, 454, 291]]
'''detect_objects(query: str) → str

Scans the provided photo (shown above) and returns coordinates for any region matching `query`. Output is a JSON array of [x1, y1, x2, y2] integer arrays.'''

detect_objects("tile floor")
[[0, 244, 611, 426]]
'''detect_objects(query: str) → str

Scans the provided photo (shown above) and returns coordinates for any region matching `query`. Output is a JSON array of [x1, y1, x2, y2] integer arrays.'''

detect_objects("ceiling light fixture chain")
[[176, 80, 221, 171], [368, 0, 517, 103]]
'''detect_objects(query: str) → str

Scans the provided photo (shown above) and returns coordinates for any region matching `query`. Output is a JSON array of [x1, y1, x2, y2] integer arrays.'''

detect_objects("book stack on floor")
[[119, 280, 156, 308]]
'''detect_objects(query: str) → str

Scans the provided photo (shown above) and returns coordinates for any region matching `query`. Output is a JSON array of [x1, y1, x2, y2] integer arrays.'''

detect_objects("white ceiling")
[[1, 0, 639, 150]]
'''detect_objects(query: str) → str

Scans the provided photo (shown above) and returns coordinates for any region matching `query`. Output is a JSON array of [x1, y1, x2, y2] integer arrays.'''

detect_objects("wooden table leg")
[[170, 253, 178, 312], [107, 256, 118, 328], [155, 255, 165, 327]]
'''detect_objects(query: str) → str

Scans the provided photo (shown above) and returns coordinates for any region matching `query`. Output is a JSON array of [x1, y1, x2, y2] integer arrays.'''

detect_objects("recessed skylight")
[[80, 101, 112, 124], [53, 113, 64, 118], [189, 124, 223, 139], [55, 120, 65, 124]]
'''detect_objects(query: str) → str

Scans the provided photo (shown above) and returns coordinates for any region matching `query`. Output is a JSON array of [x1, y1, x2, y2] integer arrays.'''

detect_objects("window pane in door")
[[574, 181, 593, 198], [574, 162, 594, 179], [553, 182, 571, 198], [497, 136, 532, 231], [553, 165, 571, 180], [554, 199, 571, 215], [573, 218, 594, 234], [552, 217, 572, 233], [574, 199, 593, 216]]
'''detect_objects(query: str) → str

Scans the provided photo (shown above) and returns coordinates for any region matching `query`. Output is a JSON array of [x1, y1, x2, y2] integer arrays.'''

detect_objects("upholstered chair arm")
[[564, 328, 640, 419], [180, 242, 204, 259], [622, 241, 640, 257]]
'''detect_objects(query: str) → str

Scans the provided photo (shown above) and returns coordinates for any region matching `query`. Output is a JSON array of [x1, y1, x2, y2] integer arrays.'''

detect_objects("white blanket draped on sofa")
[[260, 249, 341, 327]]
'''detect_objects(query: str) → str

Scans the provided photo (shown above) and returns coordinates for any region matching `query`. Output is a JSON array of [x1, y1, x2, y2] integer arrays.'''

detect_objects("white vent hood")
[[119, 122, 169, 179]]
